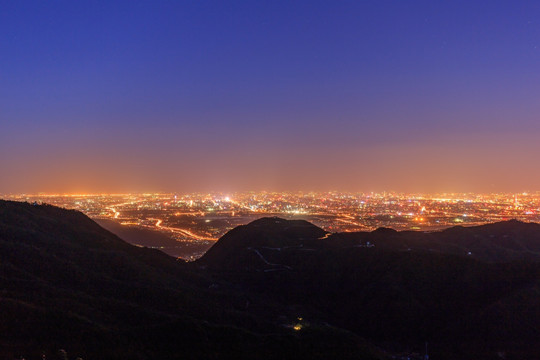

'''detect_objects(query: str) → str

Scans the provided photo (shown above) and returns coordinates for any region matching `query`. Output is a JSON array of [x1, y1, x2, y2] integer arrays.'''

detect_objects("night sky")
[[2, 1, 540, 194]]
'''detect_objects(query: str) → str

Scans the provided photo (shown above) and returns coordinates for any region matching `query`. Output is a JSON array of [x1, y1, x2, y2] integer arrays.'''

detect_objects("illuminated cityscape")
[[4, 191, 539, 260], [3, 1, 540, 358]]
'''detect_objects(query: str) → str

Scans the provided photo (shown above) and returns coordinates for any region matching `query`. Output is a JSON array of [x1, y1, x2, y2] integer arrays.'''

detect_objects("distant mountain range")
[[1, 200, 539, 359]]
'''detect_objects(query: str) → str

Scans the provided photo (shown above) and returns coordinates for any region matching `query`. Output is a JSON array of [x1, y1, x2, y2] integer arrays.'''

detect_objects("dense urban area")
[[3, 192, 540, 260]]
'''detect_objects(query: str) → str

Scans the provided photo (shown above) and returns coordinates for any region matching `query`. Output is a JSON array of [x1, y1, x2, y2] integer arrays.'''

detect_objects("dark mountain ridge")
[[197, 217, 540, 359], [0, 200, 385, 360], [199, 216, 540, 270], [200, 217, 328, 270], [2, 201, 540, 359]]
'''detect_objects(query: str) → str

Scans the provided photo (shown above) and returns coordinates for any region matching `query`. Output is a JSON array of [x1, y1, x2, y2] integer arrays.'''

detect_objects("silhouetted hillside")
[[0, 201, 386, 360], [3, 202, 540, 360], [200, 216, 328, 270], [331, 219, 540, 262], [198, 217, 540, 359]]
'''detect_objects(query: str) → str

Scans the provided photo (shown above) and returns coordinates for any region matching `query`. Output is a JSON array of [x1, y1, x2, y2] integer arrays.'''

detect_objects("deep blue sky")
[[2, 1, 540, 193]]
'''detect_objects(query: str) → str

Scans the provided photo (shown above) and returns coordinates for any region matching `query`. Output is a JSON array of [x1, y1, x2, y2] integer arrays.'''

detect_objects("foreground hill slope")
[[198, 217, 540, 359], [3, 200, 540, 360], [0, 201, 385, 360]]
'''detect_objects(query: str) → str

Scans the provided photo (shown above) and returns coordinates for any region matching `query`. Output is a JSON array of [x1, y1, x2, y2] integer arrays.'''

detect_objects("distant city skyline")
[[2, 1, 540, 193]]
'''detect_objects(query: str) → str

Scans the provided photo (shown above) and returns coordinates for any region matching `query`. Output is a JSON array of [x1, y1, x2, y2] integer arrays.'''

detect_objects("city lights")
[[3, 191, 539, 260]]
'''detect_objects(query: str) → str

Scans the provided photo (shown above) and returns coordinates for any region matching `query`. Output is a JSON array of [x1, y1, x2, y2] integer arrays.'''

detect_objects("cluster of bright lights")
[[3, 191, 539, 247]]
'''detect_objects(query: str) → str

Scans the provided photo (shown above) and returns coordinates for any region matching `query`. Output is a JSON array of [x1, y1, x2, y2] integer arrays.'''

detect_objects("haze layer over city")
[[2, 1, 540, 196]]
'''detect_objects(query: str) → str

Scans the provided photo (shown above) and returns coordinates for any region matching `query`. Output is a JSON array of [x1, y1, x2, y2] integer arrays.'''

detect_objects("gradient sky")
[[2, 1, 540, 194]]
